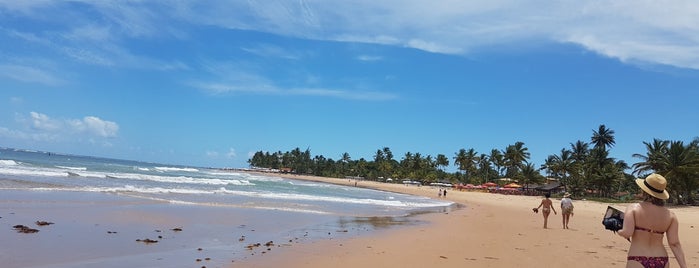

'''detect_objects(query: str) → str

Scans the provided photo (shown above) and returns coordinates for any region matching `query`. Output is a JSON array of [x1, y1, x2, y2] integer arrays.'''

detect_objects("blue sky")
[[1, 1, 698, 170]]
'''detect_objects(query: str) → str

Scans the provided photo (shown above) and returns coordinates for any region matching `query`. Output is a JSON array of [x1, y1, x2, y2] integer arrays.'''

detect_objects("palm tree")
[[503, 142, 530, 178], [546, 149, 573, 189], [490, 149, 505, 177], [654, 140, 699, 204], [476, 153, 493, 184], [520, 163, 543, 187], [436, 154, 449, 172], [454, 148, 478, 181], [631, 139, 670, 176], [341, 152, 351, 175], [570, 140, 589, 162], [591, 124, 615, 150]]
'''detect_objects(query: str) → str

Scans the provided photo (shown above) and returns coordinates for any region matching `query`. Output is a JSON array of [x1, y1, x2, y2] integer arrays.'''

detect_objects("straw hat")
[[563, 192, 571, 198], [636, 173, 669, 200]]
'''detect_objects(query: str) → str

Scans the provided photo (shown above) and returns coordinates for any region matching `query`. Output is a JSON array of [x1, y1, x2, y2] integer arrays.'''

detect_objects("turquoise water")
[[1, 147, 456, 267], [0, 147, 452, 217]]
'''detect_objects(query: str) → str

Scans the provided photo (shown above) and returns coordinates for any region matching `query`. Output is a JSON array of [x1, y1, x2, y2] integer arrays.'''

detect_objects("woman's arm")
[[617, 204, 636, 239], [667, 213, 687, 268]]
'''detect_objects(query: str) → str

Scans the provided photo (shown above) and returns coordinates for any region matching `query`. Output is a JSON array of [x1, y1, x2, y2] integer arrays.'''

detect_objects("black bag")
[[602, 206, 624, 232]]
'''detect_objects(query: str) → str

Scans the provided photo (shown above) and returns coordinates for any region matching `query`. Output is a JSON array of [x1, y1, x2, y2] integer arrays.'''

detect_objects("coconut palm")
[[591, 124, 615, 150], [570, 140, 589, 162], [454, 148, 478, 180], [503, 142, 530, 178], [631, 139, 670, 176], [520, 163, 543, 187], [490, 149, 505, 177], [652, 140, 699, 204], [436, 154, 449, 172]]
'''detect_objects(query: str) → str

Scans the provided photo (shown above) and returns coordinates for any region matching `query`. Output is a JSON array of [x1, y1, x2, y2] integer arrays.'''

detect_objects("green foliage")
[[247, 126, 699, 204]]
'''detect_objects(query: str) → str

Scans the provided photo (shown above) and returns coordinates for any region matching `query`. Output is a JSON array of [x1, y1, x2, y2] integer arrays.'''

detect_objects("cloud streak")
[[175, 0, 699, 70], [3, 1, 699, 71]]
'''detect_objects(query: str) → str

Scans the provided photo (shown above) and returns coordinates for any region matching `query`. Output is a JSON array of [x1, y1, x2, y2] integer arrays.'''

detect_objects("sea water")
[[0, 147, 455, 266], [0, 147, 451, 217]]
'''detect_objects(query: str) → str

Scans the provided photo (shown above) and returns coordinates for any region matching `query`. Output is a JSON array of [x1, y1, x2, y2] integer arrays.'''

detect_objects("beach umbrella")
[[504, 183, 522, 188], [483, 182, 497, 187]]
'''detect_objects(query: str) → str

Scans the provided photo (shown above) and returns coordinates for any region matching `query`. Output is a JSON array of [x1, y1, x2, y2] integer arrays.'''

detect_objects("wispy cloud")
[[3, 1, 699, 70], [357, 55, 383, 61], [190, 62, 397, 101], [169, 1, 699, 70], [0, 64, 64, 86], [205, 148, 237, 159], [241, 44, 303, 60]]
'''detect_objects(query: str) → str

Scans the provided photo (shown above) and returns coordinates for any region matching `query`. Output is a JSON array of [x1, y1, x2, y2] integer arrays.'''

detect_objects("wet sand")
[[2, 173, 697, 268], [238, 173, 699, 268], [0, 189, 384, 268]]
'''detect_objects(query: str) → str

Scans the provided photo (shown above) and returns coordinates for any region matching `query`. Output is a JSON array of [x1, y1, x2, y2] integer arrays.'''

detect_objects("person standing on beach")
[[617, 174, 687, 268], [443, 189, 447, 198], [534, 192, 556, 229], [560, 192, 574, 229]]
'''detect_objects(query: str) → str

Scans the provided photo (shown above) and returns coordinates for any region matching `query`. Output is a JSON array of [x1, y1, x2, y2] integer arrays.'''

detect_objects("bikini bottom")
[[627, 256, 669, 268]]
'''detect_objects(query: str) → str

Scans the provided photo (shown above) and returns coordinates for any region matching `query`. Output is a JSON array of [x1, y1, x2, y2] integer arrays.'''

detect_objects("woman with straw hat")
[[560, 192, 574, 229], [617, 174, 687, 268]]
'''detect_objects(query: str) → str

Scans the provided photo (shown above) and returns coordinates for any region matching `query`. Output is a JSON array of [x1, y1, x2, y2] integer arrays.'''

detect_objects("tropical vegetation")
[[248, 125, 699, 204]]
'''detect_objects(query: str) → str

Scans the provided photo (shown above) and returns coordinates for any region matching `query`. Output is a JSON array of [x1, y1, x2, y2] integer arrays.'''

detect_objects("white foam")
[[56, 166, 88, 171], [154, 166, 199, 172], [0, 159, 19, 166]]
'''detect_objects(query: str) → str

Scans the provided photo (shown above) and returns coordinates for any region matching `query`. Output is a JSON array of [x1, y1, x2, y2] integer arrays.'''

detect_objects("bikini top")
[[635, 226, 664, 234]]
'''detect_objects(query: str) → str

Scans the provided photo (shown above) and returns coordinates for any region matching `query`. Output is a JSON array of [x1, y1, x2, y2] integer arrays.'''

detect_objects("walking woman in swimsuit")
[[534, 192, 556, 229], [617, 174, 687, 268]]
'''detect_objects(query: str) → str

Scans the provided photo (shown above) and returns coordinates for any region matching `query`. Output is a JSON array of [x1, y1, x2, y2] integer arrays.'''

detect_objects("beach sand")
[[2, 173, 697, 268], [238, 173, 699, 268]]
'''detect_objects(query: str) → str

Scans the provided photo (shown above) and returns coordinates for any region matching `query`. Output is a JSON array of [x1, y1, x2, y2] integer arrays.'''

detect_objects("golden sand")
[[238, 173, 699, 267]]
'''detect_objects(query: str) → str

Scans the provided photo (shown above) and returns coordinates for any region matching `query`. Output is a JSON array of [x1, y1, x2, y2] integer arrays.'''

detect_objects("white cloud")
[[12, 112, 119, 141], [5, 1, 699, 70], [170, 0, 699, 70], [69, 116, 119, 138], [226, 148, 237, 158], [29, 112, 61, 131], [191, 62, 397, 101], [357, 55, 383, 61], [241, 44, 302, 60]]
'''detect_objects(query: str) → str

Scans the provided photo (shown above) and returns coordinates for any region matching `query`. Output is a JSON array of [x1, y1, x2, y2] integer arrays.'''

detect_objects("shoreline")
[[2, 171, 697, 267], [237, 172, 699, 267]]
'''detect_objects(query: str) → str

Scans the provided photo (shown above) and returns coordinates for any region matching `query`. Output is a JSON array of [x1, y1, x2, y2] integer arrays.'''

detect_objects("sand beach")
[[2, 172, 697, 267], [239, 173, 699, 268]]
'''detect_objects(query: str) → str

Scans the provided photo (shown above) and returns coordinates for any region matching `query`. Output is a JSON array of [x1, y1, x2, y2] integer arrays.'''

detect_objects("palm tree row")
[[248, 125, 699, 203]]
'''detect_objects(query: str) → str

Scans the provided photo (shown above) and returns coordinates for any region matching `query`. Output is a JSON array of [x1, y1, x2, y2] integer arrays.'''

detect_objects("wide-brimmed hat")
[[563, 192, 571, 198], [636, 173, 669, 200]]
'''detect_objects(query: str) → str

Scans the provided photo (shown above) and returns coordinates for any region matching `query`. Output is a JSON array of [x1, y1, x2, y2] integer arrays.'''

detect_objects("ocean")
[[0, 147, 451, 218]]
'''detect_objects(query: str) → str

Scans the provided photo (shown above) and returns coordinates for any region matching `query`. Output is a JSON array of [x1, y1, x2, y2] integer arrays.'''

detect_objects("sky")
[[1, 1, 698, 171]]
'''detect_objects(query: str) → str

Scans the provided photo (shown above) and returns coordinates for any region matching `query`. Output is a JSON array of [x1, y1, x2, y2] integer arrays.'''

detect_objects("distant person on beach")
[[438, 188, 442, 197], [617, 174, 687, 268], [443, 189, 447, 198], [560, 192, 574, 229], [534, 192, 556, 228]]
